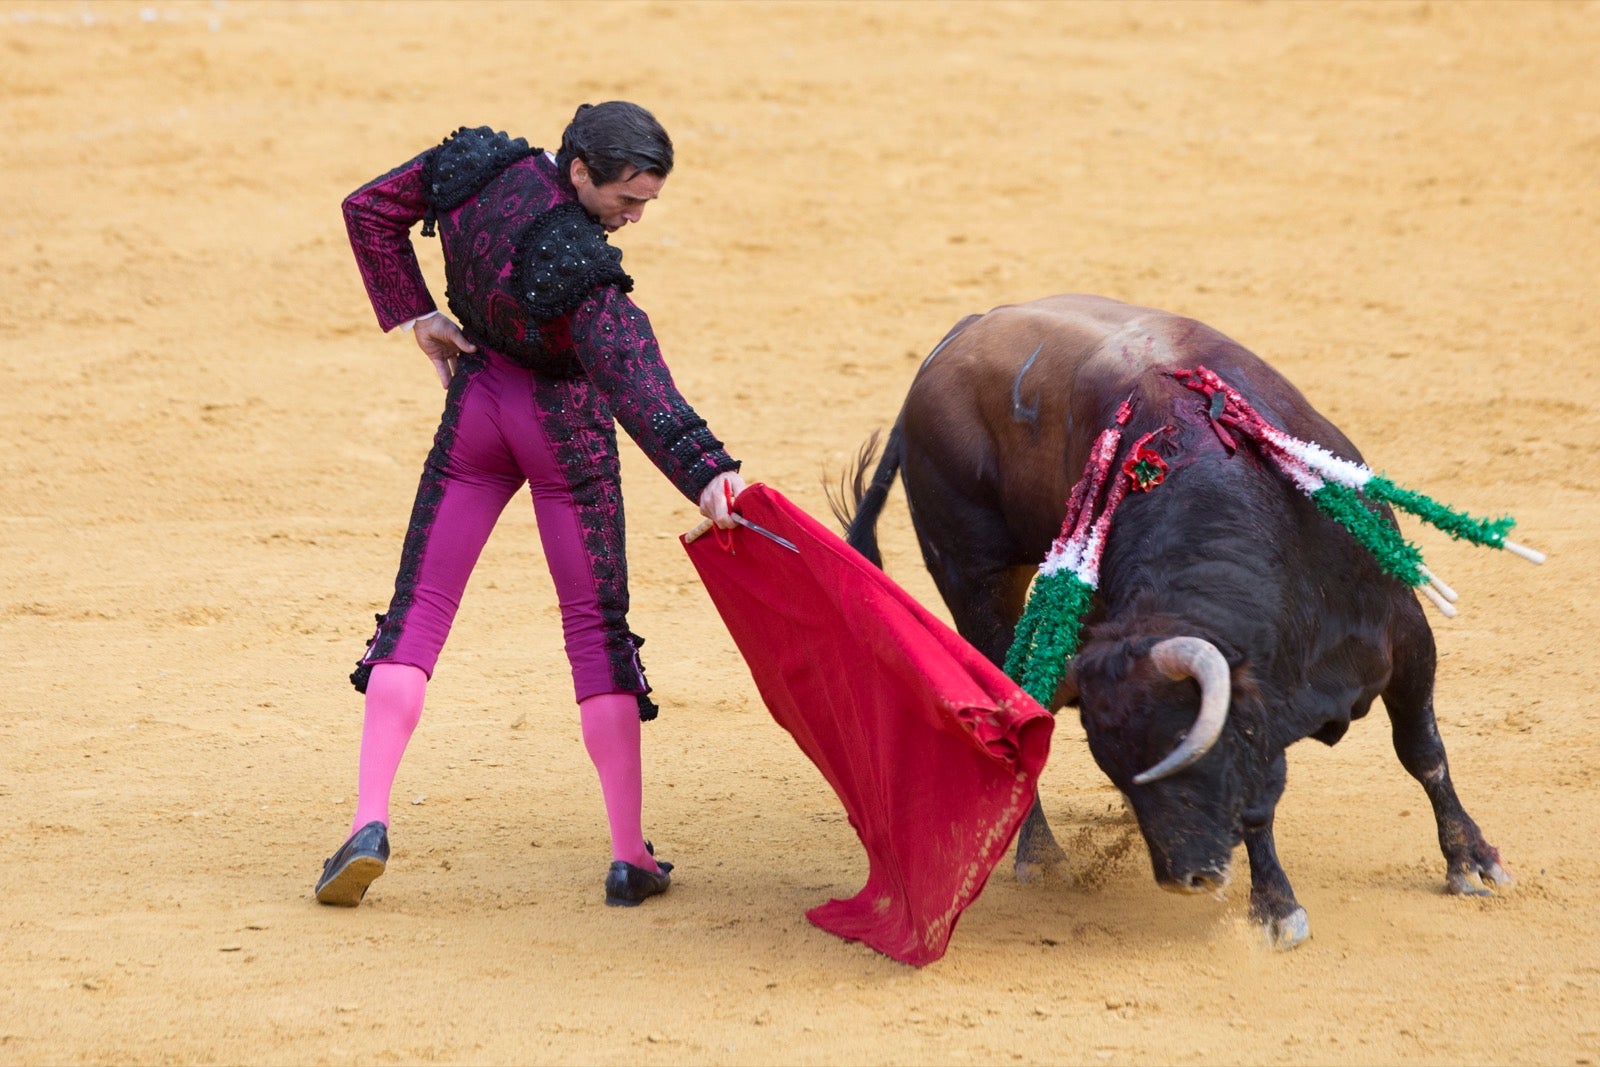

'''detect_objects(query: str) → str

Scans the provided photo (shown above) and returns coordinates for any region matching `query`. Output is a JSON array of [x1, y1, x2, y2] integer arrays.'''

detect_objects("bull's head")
[[1076, 636, 1244, 895]]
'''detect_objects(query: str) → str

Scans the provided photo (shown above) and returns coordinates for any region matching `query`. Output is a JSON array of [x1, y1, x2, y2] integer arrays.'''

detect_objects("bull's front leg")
[[1384, 623, 1513, 896], [1242, 830, 1310, 949], [1415, 761, 1511, 897], [1396, 719, 1511, 895], [1241, 754, 1310, 949], [1388, 668, 1510, 902]]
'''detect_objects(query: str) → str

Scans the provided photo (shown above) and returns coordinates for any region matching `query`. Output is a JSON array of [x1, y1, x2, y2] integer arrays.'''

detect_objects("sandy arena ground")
[[4, 1, 1598, 1063]]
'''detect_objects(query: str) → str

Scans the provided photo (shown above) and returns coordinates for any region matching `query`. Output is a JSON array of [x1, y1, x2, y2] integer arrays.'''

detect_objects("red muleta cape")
[[683, 485, 1054, 966]]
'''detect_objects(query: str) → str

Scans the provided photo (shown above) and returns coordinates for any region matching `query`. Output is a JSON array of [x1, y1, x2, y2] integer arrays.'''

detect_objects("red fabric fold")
[[683, 485, 1054, 966]]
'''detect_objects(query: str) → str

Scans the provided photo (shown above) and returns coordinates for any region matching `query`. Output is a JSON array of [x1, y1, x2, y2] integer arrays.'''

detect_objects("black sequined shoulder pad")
[[512, 202, 634, 322], [422, 126, 536, 216]]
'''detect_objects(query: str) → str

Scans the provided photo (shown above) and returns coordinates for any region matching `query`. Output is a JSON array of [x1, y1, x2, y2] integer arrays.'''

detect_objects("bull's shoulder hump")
[[919, 296, 1241, 391], [1086, 314, 1213, 374], [916, 299, 1188, 393], [953, 297, 1154, 354], [983, 296, 1188, 343], [1028, 292, 1162, 321], [982, 294, 1161, 333]]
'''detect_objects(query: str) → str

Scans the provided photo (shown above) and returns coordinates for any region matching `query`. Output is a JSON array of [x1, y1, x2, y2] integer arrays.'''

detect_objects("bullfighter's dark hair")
[[555, 101, 674, 187]]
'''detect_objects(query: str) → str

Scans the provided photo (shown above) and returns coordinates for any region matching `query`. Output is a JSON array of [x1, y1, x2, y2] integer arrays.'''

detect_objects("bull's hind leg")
[[940, 579, 1068, 883], [936, 567, 1068, 883], [922, 536, 1066, 882], [1384, 615, 1512, 896], [1014, 792, 1069, 883]]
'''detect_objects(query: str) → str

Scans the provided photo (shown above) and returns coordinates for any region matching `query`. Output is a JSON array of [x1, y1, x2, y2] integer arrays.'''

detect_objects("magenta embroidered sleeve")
[[342, 152, 439, 332], [568, 287, 741, 501]]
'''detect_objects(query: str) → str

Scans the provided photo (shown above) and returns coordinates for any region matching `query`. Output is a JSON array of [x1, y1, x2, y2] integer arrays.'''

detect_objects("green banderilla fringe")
[[1362, 475, 1516, 548], [1310, 482, 1425, 587], [1004, 568, 1096, 708]]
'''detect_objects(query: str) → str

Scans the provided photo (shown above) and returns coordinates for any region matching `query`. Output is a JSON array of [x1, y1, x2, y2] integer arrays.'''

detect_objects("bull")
[[838, 293, 1516, 948]]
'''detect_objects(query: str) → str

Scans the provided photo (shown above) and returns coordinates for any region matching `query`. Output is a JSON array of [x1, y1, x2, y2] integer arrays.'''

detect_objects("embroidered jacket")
[[342, 132, 739, 501]]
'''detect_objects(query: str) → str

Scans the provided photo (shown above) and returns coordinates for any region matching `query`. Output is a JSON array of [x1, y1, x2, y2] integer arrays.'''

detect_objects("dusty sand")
[[3, 1, 1598, 1063]]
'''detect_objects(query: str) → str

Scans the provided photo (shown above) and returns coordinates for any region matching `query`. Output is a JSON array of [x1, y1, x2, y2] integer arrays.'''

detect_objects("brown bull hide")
[[837, 294, 1511, 949]]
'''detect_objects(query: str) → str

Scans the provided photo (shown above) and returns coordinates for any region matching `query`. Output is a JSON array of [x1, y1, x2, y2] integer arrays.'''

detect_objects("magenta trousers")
[[351, 348, 651, 712]]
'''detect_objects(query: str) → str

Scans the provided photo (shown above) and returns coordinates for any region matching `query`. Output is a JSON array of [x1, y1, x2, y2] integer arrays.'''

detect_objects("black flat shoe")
[[315, 821, 389, 906], [605, 843, 672, 907], [605, 859, 671, 907]]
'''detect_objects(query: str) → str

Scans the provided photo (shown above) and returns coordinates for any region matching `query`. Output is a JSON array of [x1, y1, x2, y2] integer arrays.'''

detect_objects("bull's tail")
[[824, 424, 904, 570], [825, 311, 981, 569]]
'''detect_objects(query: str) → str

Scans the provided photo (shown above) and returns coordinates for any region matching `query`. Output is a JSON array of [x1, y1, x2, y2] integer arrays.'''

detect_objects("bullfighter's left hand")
[[413, 312, 478, 388]]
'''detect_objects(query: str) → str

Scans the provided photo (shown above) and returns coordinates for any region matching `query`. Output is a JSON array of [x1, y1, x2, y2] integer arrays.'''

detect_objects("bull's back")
[[911, 294, 1349, 457], [909, 295, 1253, 432], [914, 295, 1171, 397], [905, 296, 1219, 483], [898, 294, 1360, 562], [901, 296, 1197, 558]]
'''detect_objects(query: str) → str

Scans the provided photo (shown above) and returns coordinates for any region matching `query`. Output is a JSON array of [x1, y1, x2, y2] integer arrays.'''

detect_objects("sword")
[[730, 513, 799, 552]]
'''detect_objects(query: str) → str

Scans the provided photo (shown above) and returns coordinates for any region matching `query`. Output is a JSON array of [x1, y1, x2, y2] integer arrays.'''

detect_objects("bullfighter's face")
[[569, 159, 665, 232]]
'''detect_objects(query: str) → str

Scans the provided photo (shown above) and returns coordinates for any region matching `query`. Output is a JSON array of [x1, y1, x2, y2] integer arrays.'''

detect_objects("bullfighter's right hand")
[[698, 470, 747, 529], [413, 313, 478, 387]]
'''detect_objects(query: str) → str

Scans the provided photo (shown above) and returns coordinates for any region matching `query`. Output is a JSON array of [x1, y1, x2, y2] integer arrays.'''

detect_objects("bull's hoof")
[[1014, 826, 1069, 885], [1014, 856, 1070, 885], [1258, 907, 1310, 950], [1447, 861, 1513, 897]]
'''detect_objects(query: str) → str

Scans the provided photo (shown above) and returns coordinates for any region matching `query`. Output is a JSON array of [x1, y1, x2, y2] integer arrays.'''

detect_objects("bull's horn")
[[1131, 637, 1231, 785]]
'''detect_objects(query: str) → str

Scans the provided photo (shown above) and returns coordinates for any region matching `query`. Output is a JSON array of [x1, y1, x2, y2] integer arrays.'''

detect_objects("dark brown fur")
[[841, 294, 1507, 946]]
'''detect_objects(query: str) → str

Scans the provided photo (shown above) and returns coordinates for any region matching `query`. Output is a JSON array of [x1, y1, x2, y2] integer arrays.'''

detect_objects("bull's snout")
[[1131, 807, 1237, 897], [1156, 863, 1232, 896]]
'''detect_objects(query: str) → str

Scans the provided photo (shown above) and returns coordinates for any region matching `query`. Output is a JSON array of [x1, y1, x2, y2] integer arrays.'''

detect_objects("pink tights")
[[350, 663, 658, 872], [579, 692, 659, 872], [350, 663, 426, 831]]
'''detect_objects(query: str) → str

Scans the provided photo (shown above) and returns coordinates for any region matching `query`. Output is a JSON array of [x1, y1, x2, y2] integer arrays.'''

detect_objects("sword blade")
[[731, 514, 799, 552]]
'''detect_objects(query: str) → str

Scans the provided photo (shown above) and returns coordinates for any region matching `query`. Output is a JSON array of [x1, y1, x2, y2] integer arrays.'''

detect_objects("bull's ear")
[[1052, 670, 1081, 709]]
